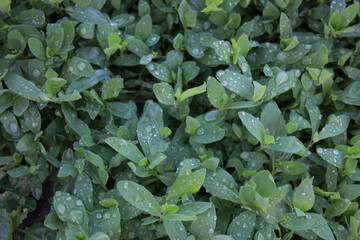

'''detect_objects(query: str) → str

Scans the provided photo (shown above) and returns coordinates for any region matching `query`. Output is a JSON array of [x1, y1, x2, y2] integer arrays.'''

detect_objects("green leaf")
[[44, 212, 62, 230], [203, 169, 240, 203], [106, 101, 137, 119], [308, 213, 336, 240], [190, 124, 225, 144], [281, 213, 316, 231], [74, 173, 93, 210], [4, 74, 46, 102], [340, 4, 359, 29], [216, 69, 253, 99], [137, 101, 168, 157], [178, 83, 207, 103], [168, 161, 206, 200], [53, 191, 87, 225], [293, 178, 315, 212], [227, 211, 256, 240], [276, 162, 308, 175], [101, 77, 123, 100], [62, 103, 91, 136], [66, 6, 109, 24], [316, 148, 345, 169], [213, 40, 232, 63], [0, 111, 21, 136], [17, 9, 45, 28], [189, 204, 216, 240], [207, 77, 227, 109], [163, 220, 187, 240], [117, 180, 161, 216], [105, 137, 145, 164], [317, 114, 350, 142], [153, 83, 176, 105], [238, 111, 266, 145], [338, 185, 360, 201], [280, 13, 292, 39], [252, 81, 266, 102], [251, 170, 276, 198], [267, 136, 308, 156], [135, 14, 152, 40], [146, 63, 172, 82], [68, 57, 94, 77], [236, 34, 250, 57], [72, 0, 91, 7], [7, 29, 26, 51], [127, 37, 151, 56], [260, 101, 286, 137]]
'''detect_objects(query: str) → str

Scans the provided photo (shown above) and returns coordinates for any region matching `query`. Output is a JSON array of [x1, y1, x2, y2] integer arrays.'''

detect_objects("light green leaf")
[[178, 83, 207, 103], [207, 76, 227, 108], [251, 170, 276, 198], [293, 178, 315, 212]]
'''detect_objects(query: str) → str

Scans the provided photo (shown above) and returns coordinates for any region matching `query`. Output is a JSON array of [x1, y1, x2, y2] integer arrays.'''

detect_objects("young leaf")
[[207, 76, 227, 108], [251, 170, 276, 198]]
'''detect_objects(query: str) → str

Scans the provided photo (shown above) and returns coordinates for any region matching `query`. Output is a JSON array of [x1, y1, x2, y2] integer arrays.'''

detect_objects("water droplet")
[[146, 125, 152, 132], [197, 128, 204, 135], [333, 149, 339, 155], [77, 62, 86, 71], [208, 228, 214, 234], [192, 48, 199, 55], [76, 200, 82, 206], [96, 213, 102, 219], [124, 181, 128, 189], [70, 210, 83, 224], [9, 122, 18, 133], [57, 203, 66, 215], [317, 148, 323, 154], [32, 69, 40, 77], [221, 81, 228, 86], [80, 28, 87, 35]]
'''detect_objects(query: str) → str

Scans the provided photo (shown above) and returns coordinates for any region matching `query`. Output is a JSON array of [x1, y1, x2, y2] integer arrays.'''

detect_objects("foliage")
[[0, 0, 360, 239]]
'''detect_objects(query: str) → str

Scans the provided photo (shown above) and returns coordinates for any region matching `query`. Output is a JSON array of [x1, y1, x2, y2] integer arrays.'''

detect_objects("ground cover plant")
[[0, 0, 360, 239]]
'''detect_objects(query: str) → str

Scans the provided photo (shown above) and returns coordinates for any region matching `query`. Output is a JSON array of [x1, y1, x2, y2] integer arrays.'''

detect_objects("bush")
[[1, 0, 360, 239]]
